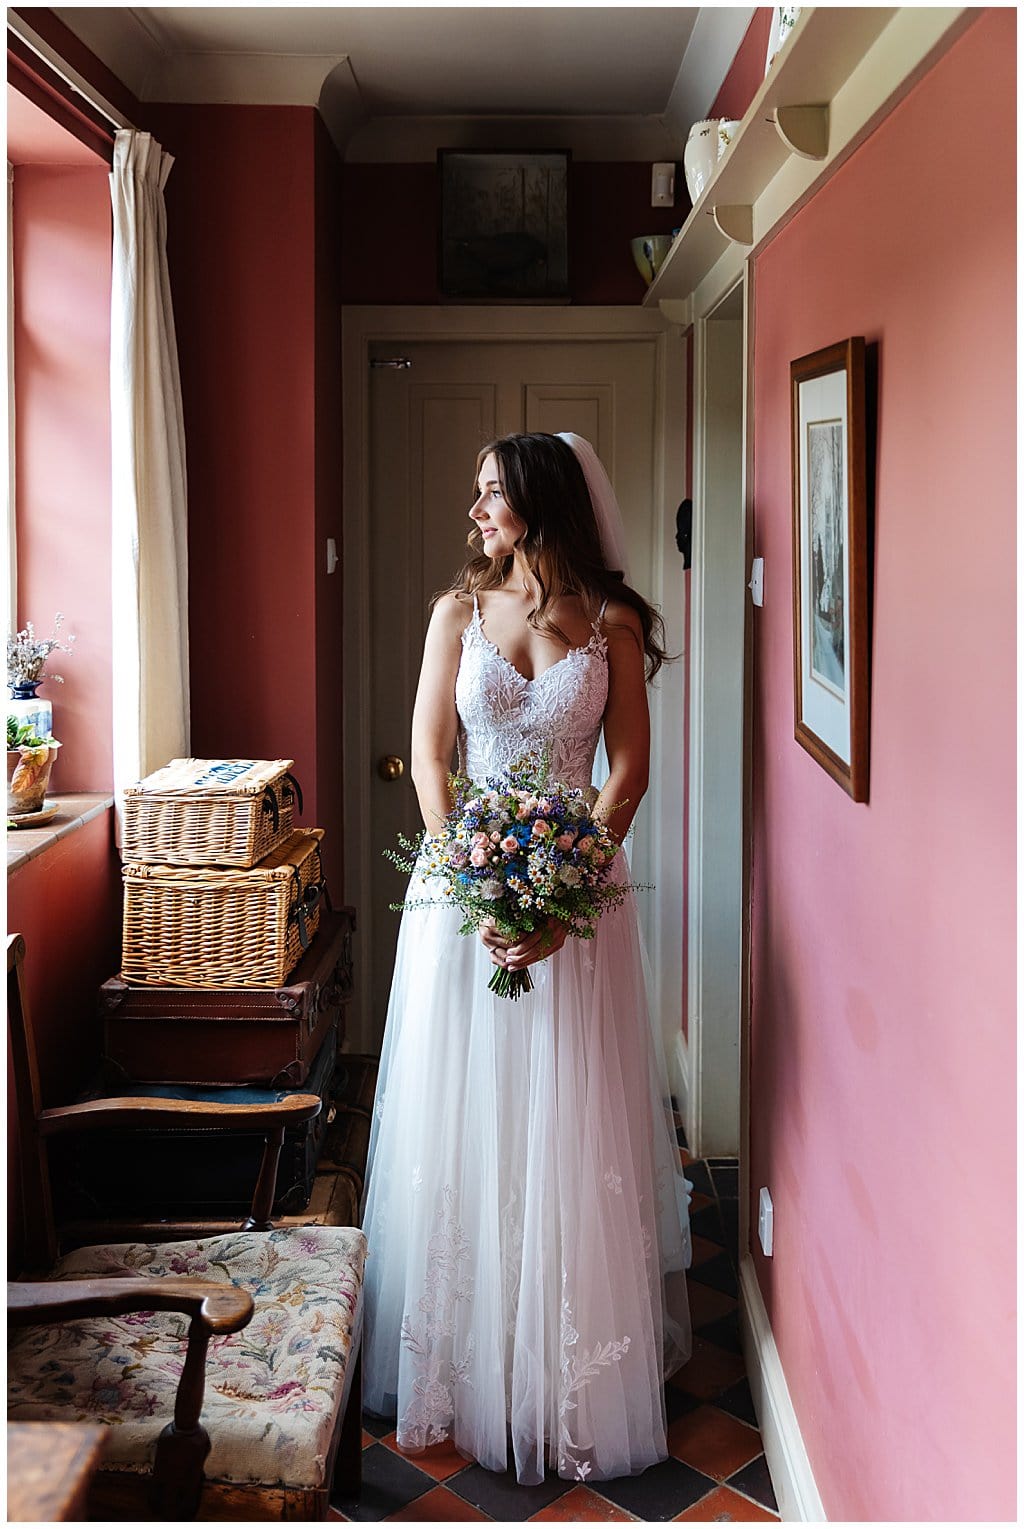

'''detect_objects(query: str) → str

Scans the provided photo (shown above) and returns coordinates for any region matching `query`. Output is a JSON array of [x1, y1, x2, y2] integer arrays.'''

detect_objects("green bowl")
[[631, 234, 674, 287]]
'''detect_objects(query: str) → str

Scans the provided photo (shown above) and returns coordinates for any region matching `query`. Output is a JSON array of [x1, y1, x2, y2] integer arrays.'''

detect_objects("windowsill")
[[7, 792, 114, 873]]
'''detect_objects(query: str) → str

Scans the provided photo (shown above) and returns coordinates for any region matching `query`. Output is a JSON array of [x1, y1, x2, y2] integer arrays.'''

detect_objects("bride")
[[360, 431, 692, 1486]]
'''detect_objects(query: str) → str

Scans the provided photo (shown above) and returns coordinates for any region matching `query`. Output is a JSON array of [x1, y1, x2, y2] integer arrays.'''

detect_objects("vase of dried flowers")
[[7, 613, 75, 740]]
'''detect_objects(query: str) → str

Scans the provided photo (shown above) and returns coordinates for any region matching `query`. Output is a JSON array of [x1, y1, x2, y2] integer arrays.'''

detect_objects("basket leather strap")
[[282, 773, 304, 814], [260, 785, 280, 832]]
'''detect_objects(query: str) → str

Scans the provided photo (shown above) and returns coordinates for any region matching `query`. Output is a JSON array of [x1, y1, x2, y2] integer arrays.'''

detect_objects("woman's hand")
[[479, 917, 567, 971]]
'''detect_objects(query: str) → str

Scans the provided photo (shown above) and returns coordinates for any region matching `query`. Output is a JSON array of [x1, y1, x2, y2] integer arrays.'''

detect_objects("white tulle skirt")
[[360, 853, 693, 1485]]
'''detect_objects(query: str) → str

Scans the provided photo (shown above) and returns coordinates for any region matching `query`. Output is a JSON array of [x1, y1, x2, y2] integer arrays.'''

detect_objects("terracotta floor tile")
[[382, 1431, 474, 1482], [687, 1280, 738, 1329], [386, 1483, 489, 1520], [688, 1191, 715, 1213], [529, 1484, 638, 1521], [362, 1429, 375, 1449], [667, 1405, 763, 1480], [670, 1337, 748, 1400], [673, 1483, 778, 1520], [688, 1233, 726, 1268]]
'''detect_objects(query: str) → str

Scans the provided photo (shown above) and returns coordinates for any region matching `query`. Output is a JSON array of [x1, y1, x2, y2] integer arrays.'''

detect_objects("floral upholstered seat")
[[7, 1225, 366, 1492]]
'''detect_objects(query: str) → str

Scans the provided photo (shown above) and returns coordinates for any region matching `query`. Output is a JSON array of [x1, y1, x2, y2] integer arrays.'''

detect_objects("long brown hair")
[[442, 432, 670, 681]]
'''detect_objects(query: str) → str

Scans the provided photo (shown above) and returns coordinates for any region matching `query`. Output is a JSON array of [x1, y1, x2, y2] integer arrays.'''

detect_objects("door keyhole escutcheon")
[[378, 755, 405, 781]]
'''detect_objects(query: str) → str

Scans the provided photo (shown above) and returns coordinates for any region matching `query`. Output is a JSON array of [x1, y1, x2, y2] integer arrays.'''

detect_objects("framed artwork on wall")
[[790, 336, 870, 801], [438, 150, 569, 301]]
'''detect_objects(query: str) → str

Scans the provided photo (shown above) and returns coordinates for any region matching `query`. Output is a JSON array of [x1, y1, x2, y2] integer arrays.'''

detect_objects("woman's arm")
[[410, 594, 469, 832], [593, 601, 650, 843]]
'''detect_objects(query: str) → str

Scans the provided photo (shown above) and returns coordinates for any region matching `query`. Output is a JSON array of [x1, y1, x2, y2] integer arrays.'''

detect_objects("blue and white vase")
[[8, 680, 53, 740]]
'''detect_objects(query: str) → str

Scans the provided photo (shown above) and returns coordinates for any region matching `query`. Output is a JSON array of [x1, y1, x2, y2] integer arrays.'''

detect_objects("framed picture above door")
[[790, 336, 870, 802], [438, 151, 569, 301]]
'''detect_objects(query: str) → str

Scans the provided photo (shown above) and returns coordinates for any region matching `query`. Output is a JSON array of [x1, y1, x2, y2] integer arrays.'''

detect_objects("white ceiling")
[[41, 6, 756, 159]]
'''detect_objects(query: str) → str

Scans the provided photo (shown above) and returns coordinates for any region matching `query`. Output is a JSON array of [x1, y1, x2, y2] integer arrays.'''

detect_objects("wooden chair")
[[6, 934, 365, 1521]]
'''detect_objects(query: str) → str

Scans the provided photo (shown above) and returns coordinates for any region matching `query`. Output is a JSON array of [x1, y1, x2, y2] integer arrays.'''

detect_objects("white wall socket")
[[758, 1186, 774, 1256]]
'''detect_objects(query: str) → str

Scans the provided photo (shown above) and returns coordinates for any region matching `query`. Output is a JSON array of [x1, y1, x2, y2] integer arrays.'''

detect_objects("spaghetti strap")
[[595, 596, 609, 630]]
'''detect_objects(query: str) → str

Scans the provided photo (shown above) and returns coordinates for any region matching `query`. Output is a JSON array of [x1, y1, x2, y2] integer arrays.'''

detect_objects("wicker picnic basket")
[[120, 758, 302, 868], [121, 828, 327, 989]]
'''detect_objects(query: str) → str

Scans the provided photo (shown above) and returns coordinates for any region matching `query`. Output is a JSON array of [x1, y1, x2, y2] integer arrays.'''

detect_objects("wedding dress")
[[360, 595, 693, 1486]]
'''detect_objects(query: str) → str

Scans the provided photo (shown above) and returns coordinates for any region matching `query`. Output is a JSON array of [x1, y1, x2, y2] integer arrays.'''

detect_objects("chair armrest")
[[37, 1093, 322, 1136], [8, 1276, 253, 1334], [10, 1274, 255, 1519]]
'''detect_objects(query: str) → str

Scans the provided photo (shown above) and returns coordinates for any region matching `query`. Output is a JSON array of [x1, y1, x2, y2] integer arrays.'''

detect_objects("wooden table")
[[7, 1422, 108, 1521]]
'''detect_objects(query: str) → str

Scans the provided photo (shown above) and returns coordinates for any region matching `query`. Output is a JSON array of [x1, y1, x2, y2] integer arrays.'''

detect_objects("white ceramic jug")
[[683, 120, 720, 203]]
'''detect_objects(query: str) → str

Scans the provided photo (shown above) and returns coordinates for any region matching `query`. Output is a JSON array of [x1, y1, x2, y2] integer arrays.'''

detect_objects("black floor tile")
[[675, 1123, 689, 1151], [718, 1204, 739, 1269], [688, 1201, 725, 1247], [715, 1376, 758, 1428], [596, 1456, 716, 1520], [449, 1461, 571, 1521], [683, 1159, 714, 1197], [360, 1410, 397, 1439], [705, 1157, 739, 1168], [726, 1453, 779, 1512], [694, 1308, 742, 1355], [709, 1164, 739, 1198], [665, 1382, 702, 1424], [332, 1442, 434, 1520], [689, 1249, 737, 1300], [689, 1249, 738, 1298]]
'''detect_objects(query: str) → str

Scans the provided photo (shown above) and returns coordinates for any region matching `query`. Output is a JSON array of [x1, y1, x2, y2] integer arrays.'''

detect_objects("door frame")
[[341, 304, 687, 1071], [684, 256, 753, 1160]]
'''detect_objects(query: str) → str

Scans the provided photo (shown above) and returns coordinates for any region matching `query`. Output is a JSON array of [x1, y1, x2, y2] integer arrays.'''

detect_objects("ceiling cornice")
[[665, 5, 757, 139]]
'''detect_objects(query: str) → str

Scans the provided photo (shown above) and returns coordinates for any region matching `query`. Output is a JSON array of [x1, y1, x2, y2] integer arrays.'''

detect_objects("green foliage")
[[7, 716, 59, 751]]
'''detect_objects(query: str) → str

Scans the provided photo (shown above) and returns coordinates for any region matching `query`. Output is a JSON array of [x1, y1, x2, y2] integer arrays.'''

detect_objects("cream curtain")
[[109, 129, 189, 818]]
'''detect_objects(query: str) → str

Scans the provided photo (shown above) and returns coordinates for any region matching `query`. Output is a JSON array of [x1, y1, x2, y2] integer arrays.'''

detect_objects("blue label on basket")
[[192, 760, 258, 787]]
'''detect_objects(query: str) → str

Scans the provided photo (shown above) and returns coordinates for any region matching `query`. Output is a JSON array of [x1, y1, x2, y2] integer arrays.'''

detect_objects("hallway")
[[333, 1120, 778, 1523], [6, 5, 1015, 1520]]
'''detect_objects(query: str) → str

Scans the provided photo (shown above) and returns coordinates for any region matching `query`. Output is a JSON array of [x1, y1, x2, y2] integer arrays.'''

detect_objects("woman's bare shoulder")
[[429, 590, 475, 638], [601, 597, 643, 640]]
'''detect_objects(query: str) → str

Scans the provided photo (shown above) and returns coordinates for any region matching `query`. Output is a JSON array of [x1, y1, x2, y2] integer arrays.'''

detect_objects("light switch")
[[651, 162, 676, 207], [748, 556, 764, 606], [758, 1186, 774, 1256]]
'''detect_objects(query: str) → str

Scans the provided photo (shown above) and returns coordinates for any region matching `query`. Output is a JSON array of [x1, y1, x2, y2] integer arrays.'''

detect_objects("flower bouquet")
[[387, 762, 629, 999]]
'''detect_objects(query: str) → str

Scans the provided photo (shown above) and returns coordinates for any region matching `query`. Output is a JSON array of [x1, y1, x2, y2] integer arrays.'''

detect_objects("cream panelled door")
[[361, 335, 680, 1056]]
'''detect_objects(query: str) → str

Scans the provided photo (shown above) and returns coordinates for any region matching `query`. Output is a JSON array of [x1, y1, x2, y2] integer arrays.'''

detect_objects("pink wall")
[[12, 162, 113, 790], [748, 12, 1015, 1519], [7, 809, 123, 1272]]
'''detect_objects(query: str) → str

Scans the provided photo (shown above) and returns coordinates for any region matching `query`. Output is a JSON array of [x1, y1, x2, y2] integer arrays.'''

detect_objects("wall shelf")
[[644, 6, 970, 309]]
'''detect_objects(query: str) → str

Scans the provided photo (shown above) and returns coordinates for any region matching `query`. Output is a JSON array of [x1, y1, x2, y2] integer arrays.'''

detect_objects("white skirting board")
[[738, 1252, 828, 1521]]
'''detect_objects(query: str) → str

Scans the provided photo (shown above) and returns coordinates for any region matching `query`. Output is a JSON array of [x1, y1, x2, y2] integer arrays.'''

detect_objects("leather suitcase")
[[99, 907, 355, 1087], [56, 1025, 339, 1221]]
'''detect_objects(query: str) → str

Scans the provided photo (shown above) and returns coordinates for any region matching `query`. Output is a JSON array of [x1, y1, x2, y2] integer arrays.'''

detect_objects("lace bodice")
[[455, 597, 609, 789]]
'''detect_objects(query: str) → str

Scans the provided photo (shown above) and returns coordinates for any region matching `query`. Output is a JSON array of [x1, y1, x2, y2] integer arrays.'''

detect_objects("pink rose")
[[531, 819, 551, 838], [555, 832, 576, 851], [470, 846, 489, 867], [500, 836, 519, 854], [471, 831, 490, 848], [576, 835, 594, 853], [451, 851, 468, 869], [538, 797, 553, 814]]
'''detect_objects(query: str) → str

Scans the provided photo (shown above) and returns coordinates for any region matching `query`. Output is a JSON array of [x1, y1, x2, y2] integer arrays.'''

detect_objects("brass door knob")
[[377, 755, 405, 781]]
